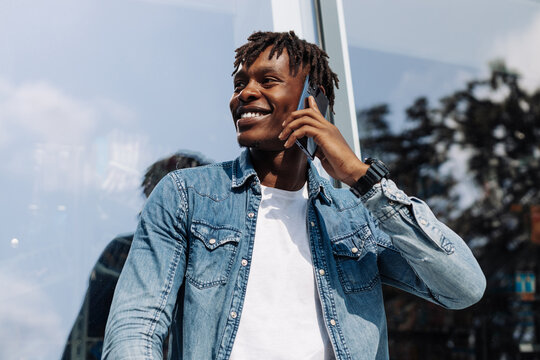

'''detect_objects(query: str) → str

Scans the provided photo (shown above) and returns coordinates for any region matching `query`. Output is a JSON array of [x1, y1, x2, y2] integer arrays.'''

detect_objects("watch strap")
[[350, 158, 389, 198]]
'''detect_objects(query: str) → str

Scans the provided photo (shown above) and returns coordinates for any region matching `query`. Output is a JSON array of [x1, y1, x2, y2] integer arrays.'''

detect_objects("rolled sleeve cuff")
[[360, 178, 455, 255]]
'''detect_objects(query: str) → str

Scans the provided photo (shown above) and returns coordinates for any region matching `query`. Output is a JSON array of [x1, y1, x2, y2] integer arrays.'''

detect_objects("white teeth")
[[240, 112, 265, 119]]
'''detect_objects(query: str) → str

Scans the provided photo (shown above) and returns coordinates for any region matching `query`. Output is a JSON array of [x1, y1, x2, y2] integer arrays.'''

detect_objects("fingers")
[[280, 125, 320, 148], [279, 97, 330, 145], [283, 96, 326, 127], [308, 95, 320, 112], [278, 116, 324, 144]]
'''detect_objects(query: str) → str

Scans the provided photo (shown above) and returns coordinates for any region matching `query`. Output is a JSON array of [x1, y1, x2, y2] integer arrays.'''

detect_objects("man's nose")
[[239, 81, 260, 102]]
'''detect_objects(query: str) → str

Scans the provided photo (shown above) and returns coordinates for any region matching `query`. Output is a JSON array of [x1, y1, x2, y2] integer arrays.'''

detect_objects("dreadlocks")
[[233, 30, 339, 111]]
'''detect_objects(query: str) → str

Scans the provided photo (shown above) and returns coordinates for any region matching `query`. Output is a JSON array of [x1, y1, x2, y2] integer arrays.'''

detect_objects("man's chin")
[[237, 137, 284, 151]]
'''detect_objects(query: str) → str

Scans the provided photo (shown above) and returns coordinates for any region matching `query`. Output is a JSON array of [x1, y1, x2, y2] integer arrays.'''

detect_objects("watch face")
[[365, 158, 389, 176]]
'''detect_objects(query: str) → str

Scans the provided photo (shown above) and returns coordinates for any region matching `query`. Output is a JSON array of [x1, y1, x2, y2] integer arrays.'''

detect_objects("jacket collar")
[[232, 149, 332, 205], [231, 149, 258, 189]]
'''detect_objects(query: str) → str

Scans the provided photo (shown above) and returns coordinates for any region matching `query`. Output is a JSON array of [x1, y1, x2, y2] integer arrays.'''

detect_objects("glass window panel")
[[343, 0, 540, 130], [342, 1, 540, 358], [0, 1, 273, 358]]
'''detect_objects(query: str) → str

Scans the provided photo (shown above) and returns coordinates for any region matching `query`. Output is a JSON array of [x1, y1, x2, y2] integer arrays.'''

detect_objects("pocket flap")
[[331, 224, 372, 259], [191, 221, 241, 250]]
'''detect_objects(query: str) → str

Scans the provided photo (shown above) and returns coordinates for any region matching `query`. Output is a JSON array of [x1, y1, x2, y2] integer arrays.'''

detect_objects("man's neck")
[[249, 147, 308, 191]]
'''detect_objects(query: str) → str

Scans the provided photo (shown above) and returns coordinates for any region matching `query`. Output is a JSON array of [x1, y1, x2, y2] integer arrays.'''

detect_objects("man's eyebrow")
[[233, 66, 284, 79]]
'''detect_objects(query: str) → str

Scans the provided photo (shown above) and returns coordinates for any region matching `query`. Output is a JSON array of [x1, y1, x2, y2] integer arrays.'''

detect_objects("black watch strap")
[[350, 158, 389, 198]]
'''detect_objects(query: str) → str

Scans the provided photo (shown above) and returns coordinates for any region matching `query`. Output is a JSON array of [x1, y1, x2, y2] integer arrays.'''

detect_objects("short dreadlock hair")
[[233, 30, 339, 111]]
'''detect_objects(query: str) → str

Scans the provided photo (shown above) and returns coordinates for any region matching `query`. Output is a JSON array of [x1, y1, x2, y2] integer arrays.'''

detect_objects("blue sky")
[[1, 0, 539, 358]]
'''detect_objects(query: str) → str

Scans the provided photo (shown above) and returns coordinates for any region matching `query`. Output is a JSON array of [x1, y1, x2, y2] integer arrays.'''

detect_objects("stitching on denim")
[[184, 242, 238, 290], [308, 209, 352, 360], [144, 238, 184, 359], [216, 192, 261, 359], [336, 262, 380, 293], [191, 219, 242, 233], [380, 274, 431, 297], [187, 185, 233, 201], [325, 265, 353, 360], [169, 173, 189, 237], [329, 223, 368, 243], [185, 274, 227, 289]]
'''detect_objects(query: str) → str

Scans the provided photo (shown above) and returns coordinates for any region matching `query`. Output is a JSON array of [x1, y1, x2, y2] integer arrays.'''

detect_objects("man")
[[103, 31, 485, 360], [62, 152, 208, 360]]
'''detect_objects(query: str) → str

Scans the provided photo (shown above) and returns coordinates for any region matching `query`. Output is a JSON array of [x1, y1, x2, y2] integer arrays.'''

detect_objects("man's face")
[[230, 47, 305, 150]]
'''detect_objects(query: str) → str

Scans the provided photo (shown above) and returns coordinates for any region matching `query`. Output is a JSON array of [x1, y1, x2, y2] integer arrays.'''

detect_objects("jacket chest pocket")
[[186, 220, 241, 289], [331, 224, 379, 293]]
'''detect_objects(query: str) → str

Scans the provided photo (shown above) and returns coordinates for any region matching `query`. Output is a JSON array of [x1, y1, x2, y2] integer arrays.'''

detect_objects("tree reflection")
[[358, 62, 540, 360]]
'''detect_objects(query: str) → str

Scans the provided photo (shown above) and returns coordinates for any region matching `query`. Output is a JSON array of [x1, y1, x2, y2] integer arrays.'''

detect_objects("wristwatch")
[[350, 158, 389, 197]]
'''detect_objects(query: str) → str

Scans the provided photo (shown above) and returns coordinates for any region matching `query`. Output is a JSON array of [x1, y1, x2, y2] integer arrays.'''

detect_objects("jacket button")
[[330, 319, 336, 326], [230, 311, 237, 319], [241, 259, 248, 266], [351, 247, 359, 254], [209, 238, 216, 245], [248, 212, 255, 218], [311, 221, 315, 227], [319, 269, 325, 276]]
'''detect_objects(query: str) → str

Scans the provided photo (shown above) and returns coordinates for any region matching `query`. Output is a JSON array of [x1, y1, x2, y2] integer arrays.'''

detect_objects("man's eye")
[[234, 82, 245, 91], [262, 77, 277, 84]]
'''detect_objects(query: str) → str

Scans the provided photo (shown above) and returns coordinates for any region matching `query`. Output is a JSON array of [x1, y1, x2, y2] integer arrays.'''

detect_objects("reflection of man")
[[61, 153, 208, 360], [104, 31, 485, 360]]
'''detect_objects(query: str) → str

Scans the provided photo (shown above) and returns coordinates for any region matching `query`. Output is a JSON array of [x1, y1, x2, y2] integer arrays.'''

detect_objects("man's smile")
[[234, 106, 272, 120], [240, 112, 266, 119], [235, 106, 272, 129]]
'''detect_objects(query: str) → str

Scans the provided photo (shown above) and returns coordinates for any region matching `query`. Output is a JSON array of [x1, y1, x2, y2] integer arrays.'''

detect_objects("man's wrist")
[[349, 158, 389, 198]]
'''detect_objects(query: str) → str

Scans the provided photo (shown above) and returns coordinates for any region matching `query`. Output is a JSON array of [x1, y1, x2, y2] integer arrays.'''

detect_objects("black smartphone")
[[295, 75, 329, 160]]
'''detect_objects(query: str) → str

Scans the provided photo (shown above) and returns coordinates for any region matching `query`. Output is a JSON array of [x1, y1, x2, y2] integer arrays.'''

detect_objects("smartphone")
[[295, 75, 329, 161]]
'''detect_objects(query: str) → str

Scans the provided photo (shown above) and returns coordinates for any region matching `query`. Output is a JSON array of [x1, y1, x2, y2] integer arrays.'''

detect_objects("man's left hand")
[[279, 96, 369, 186]]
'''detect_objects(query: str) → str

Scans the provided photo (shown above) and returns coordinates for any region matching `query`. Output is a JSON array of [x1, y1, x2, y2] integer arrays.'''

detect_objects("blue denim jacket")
[[103, 149, 485, 360]]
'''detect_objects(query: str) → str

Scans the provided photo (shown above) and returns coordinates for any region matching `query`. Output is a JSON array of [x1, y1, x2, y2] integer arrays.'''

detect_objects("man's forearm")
[[361, 179, 486, 309]]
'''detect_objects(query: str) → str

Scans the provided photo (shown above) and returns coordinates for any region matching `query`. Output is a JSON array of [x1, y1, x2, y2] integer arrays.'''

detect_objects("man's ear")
[[318, 85, 326, 95]]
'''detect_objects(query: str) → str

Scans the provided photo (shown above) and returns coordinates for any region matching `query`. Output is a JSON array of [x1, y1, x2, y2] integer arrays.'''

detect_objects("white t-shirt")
[[229, 184, 334, 360]]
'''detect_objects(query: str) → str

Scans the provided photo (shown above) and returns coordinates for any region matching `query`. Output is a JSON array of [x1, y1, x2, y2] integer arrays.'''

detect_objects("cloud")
[[0, 272, 64, 359], [0, 81, 97, 146], [0, 79, 137, 148], [0, 78, 146, 194], [491, 12, 540, 92]]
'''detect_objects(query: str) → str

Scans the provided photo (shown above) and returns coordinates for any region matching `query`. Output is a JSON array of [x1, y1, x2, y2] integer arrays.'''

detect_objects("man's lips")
[[234, 107, 272, 128], [235, 106, 271, 119], [235, 112, 271, 129]]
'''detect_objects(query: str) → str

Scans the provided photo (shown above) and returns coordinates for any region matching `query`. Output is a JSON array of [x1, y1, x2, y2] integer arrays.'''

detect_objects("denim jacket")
[[103, 149, 485, 360]]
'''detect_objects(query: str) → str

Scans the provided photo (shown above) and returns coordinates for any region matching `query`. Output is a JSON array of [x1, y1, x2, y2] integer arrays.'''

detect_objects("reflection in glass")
[[61, 153, 209, 360]]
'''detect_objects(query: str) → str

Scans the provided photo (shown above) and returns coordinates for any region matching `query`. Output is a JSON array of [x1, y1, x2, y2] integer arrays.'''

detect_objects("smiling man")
[[103, 31, 486, 360]]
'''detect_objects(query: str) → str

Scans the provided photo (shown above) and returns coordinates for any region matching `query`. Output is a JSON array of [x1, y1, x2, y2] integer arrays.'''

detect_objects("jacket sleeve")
[[103, 173, 189, 359], [361, 178, 486, 310]]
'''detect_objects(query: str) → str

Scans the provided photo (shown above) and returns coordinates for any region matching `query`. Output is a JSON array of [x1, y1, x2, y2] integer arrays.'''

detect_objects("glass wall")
[[342, 0, 540, 358], [0, 1, 274, 358], [344, 0, 540, 132], [3, 0, 539, 358]]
